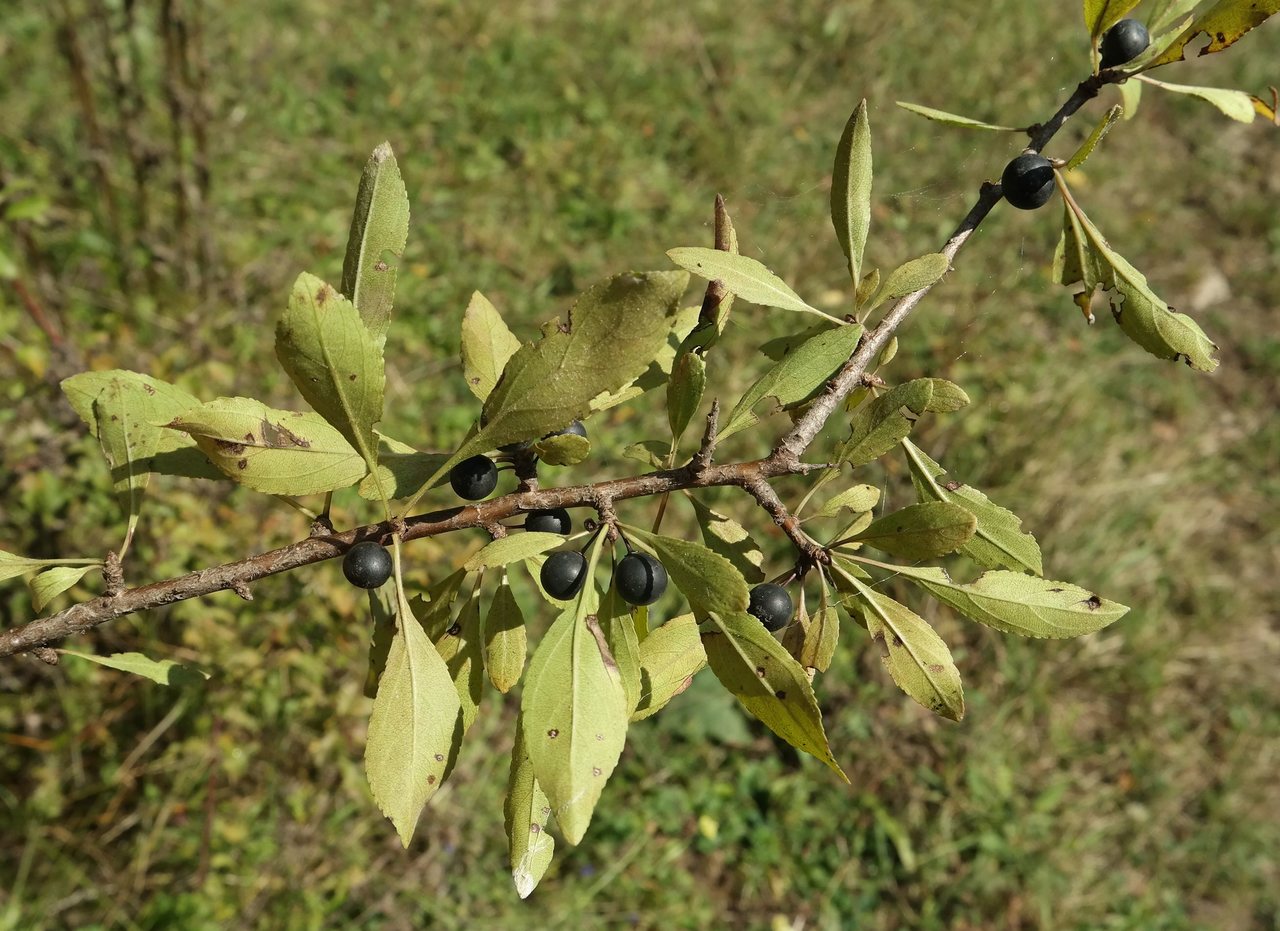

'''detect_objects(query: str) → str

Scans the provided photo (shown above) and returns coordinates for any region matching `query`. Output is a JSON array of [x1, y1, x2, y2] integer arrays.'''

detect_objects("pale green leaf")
[[91, 381, 156, 550], [719, 323, 864, 441], [1117, 78, 1143, 118], [0, 550, 55, 584], [625, 525, 751, 618], [780, 588, 840, 675], [666, 351, 707, 440], [29, 565, 96, 613], [365, 585, 462, 846], [831, 99, 872, 284], [358, 449, 451, 501], [814, 484, 881, 519], [632, 614, 706, 721], [903, 439, 1043, 575], [667, 248, 831, 320], [846, 501, 977, 561], [340, 142, 409, 346], [432, 576, 486, 737], [595, 304, 703, 412], [1066, 105, 1125, 171], [688, 496, 766, 584], [530, 432, 591, 466], [866, 253, 950, 311], [363, 584, 397, 699], [701, 612, 847, 780], [895, 101, 1021, 131], [60, 649, 209, 686], [845, 576, 964, 721], [1148, 0, 1201, 33], [465, 533, 567, 572], [505, 714, 555, 898], [1140, 76, 1260, 122], [600, 581, 643, 714], [461, 291, 522, 402], [483, 573, 527, 693], [166, 397, 368, 495], [622, 440, 669, 469], [1084, 0, 1144, 39]]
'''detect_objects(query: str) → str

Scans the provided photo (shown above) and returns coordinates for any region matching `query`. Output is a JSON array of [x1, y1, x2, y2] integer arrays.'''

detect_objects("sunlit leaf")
[[780, 586, 840, 675], [814, 484, 881, 519], [432, 575, 486, 738], [60, 650, 209, 686], [1151, 0, 1280, 65], [666, 351, 707, 441], [1066, 105, 1125, 170], [465, 533, 568, 572], [622, 440, 669, 469], [483, 572, 527, 693], [845, 501, 977, 561], [530, 432, 591, 466], [895, 101, 1021, 131], [1083, 0, 1144, 39], [505, 714, 555, 898], [29, 565, 96, 613], [836, 378, 935, 467], [865, 253, 949, 310], [831, 99, 872, 285], [340, 142, 409, 346], [1140, 76, 1262, 122], [624, 525, 751, 618], [461, 291, 523, 402], [667, 248, 831, 320], [599, 581, 642, 714], [363, 583, 397, 699], [688, 496, 766, 584], [632, 614, 706, 721], [358, 448, 451, 501]]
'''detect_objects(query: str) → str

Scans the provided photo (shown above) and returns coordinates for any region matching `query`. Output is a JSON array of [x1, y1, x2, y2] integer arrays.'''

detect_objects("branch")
[[0, 75, 1119, 659]]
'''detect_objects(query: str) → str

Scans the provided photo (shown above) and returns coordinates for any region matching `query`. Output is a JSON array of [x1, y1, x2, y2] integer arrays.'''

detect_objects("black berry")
[[748, 583, 793, 632], [614, 552, 668, 606], [343, 541, 393, 589], [546, 420, 587, 440], [1001, 154, 1055, 211], [525, 508, 572, 535], [541, 551, 588, 600], [1100, 19, 1150, 69], [449, 454, 498, 500]]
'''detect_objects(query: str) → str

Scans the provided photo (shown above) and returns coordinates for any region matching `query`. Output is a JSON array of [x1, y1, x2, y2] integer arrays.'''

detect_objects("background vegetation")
[[1, 1, 1276, 928]]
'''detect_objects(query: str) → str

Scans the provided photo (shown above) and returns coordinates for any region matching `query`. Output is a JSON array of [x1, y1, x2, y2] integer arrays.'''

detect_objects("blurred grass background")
[[1, 1, 1277, 928]]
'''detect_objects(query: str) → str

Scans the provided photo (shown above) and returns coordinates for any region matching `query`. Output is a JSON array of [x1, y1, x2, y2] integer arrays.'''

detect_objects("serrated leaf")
[[461, 291, 522, 402], [598, 304, 703, 411], [1151, 0, 1280, 66], [60, 650, 209, 686], [365, 584, 462, 846], [505, 714, 555, 898], [903, 439, 1043, 575], [483, 573, 527, 693], [814, 484, 881, 519], [845, 576, 964, 721], [667, 248, 830, 320], [1084, 0, 1144, 39], [895, 101, 1021, 132], [837, 379, 935, 467], [29, 565, 96, 613], [521, 533, 628, 844], [895, 565, 1129, 639], [846, 501, 977, 561], [625, 525, 751, 618], [719, 323, 864, 441], [531, 432, 591, 466], [666, 351, 706, 440], [865, 253, 950, 311], [340, 142, 409, 346], [166, 397, 368, 495], [1140, 76, 1261, 122], [688, 496, 766, 584], [600, 581, 642, 714], [831, 99, 872, 285], [701, 612, 847, 780], [780, 588, 840, 675], [632, 614, 706, 721], [465, 533, 567, 572], [622, 440, 669, 468], [1066, 105, 1125, 171]]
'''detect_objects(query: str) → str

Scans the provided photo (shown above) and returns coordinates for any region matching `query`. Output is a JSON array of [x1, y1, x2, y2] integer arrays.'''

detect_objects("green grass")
[[1, 1, 1278, 928]]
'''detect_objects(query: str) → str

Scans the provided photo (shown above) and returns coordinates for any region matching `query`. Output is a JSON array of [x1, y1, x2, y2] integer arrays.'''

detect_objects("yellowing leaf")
[[505, 714, 555, 898], [632, 614, 706, 721], [895, 101, 1022, 132], [688, 497, 766, 584], [1083, 0, 1144, 39], [461, 291, 522, 402], [1140, 76, 1261, 122], [1152, 0, 1280, 65]]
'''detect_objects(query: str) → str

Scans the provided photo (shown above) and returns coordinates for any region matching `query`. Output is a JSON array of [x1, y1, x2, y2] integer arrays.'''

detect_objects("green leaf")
[[837, 379, 936, 468], [90, 380, 156, 551], [632, 614, 706, 721], [814, 484, 881, 519], [719, 323, 864, 441], [667, 248, 833, 321], [624, 525, 751, 618], [846, 501, 977, 561], [365, 583, 461, 847], [60, 650, 209, 686], [903, 439, 1043, 575], [358, 448, 451, 501], [599, 581, 642, 714], [461, 291, 522, 402], [505, 714, 555, 898], [1139, 76, 1261, 122], [465, 532, 567, 572], [363, 584, 397, 699], [845, 576, 964, 721], [1151, 0, 1280, 65], [483, 572, 527, 693], [1083, 0, 1143, 39], [597, 303, 703, 411], [1123, 13, 1198, 70], [166, 397, 368, 495], [1066, 105, 1125, 171], [1117, 78, 1143, 118], [666, 351, 706, 441], [521, 533, 628, 844], [701, 612, 847, 780], [0, 550, 53, 583], [432, 576, 486, 737], [275, 272, 387, 481], [865, 253, 950, 311], [1148, 0, 1201, 34], [924, 378, 970, 413], [831, 99, 872, 285], [688, 496, 766, 584], [894, 565, 1129, 639], [780, 586, 840, 675], [894, 101, 1021, 132], [29, 565, 96, 613], [622, 440, 669, 469], [530, 432, 591, 466], [340, 142, 409, 346]]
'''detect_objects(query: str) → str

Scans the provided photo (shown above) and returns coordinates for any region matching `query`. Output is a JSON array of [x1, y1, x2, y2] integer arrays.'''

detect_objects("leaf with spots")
[[781, 583, 840, 675], [894, 565, 1129, 639], [632, 614, 706, 721], [461, 291, 522, 402], [1150, 0, 1280, 66], [837, 379, 936, 468], [505, 713, 555, 898], [701, 612, 847, 781], [844, 575, 964, 721], [165, 397, 368, 495], [340, 142, 409, 346], [364, 578, 461, 847], [430, 574, 486, 740], [623, 525, 751, 618], [483, 572, 527, 694], [520, 533, 628, 844], [843, 501, 977, 561]]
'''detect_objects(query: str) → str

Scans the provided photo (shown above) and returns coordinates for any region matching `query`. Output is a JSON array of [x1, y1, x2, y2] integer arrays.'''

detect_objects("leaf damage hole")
[[427, 775, 436, 784], [434, 753, 445, 762], [592, 767, 602, 777], [774, 690, 786, 700], [547, 728, 559, 739], [755, 666, 766, 678]]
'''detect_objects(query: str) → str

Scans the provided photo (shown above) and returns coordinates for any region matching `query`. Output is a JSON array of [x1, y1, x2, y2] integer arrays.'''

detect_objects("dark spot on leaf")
[[1085, 594, 1102, 610], [944, 481, 963, 491], [316, 285, 332, 305], [143, 384, 156, 395], [261, 419, 311, 448], [237, 459, 248, 470], [427, 775, 436, 784], [890, 634, 903, 648], [928, 663, 946, 674], [348, 373, 358, 381], [547, 729, 559, 738], [434, 753, 444, 762], [110, 415, 119, 422], [541, 806, 550, 816], [374, 260, 389, 271], [592, 767, 602, 777], [774, 690, 786, 700], [1049, 588, 1063, 593], [469, 377, 480, 385], [446, 623, 461, 636], [214, 440, 247, 454], [756, 666, 766, 678]]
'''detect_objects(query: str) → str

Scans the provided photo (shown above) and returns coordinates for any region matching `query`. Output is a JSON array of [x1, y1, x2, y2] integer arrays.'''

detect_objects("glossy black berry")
[[748, 583, 793, 632], [546, 420, 587, 440], [1001, 154, 1055, 211], [541, 550, 588, 601], [343, 541, 393, 589], [525, 508, 572, 535], [614, 552, 668, 606], [1100, 19, 1150, 69], [449, 454, 498, 500]]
